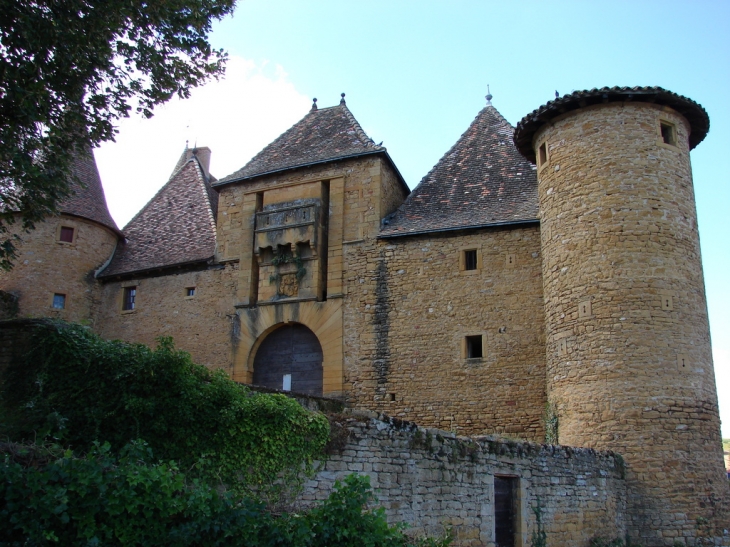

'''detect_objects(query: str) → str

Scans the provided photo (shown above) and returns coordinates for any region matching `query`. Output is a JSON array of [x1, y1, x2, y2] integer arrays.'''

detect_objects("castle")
[[1, 86, 728, 545]]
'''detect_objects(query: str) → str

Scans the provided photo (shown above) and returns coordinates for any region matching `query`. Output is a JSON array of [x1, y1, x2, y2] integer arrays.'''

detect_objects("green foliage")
[[530, 497, 547, 547], [0, 0, 235, 269], [589, 536, 642, 547], [543, 400, 559, 445], [1, 448, 449, 547], [0, 321, 329, 498]]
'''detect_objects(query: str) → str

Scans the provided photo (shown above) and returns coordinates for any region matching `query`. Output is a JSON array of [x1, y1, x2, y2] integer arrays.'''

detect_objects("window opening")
[[660, 122, 676, 146], [494, 476, 519, 547], [52, 293, 66, 309], [464, 249, 478, 271], [538, 142, 547, 166], [466, 335, 483, 359], [186, 287, 196, 297], [59, 226, 74, 243], [123, 287, 137, 311]]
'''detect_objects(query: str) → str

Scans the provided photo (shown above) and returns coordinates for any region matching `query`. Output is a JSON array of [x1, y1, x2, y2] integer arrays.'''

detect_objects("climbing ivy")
[[0, 321, 329, 499]]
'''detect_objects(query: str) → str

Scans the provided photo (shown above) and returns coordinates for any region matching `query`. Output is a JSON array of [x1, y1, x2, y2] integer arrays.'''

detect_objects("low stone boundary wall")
[[302, 411, 627, 547]]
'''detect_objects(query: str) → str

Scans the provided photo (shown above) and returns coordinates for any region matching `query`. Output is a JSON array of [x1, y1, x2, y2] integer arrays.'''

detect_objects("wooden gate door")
[[494, 476, 516, 547], [253, 324, 323, 396]]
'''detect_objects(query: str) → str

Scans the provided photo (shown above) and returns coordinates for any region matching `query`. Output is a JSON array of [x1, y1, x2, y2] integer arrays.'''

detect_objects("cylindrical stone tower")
[[514, 87, 729, 544]]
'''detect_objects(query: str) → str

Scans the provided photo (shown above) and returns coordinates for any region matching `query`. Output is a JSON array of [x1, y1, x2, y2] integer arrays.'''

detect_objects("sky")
[[95, 0, 730, 436]]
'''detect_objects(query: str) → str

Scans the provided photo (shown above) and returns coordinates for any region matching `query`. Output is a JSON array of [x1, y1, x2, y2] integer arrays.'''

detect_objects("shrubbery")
[[0, 321, 451, 546]]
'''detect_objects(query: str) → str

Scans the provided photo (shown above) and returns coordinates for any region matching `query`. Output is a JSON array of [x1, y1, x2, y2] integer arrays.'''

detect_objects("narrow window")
[[660, 121, 676, 146], [466, 335, 483, 359], [52, 293, 66, 309], [538, 142, 547, 166], [122, 287, 136, 311], [282, 374, 292, 392], [494, 476, 519, 547], [186, 287, 196, 297], [464, 249, 478, 271], [59, 226, 74, 243]]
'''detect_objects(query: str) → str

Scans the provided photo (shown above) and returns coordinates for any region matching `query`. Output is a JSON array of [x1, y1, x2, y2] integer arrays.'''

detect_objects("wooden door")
[[494, 476, 517, 547], [253, 324, 323, 396]]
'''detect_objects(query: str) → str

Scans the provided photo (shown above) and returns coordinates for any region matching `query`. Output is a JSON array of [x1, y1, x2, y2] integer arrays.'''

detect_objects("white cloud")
[[95, 56, 311, 228]]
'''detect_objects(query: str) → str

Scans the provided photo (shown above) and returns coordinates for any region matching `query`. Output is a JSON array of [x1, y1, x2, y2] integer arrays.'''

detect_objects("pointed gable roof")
[[379, 104, 538, 238], [62, 149, 122, 236], [99, 150, 218, 277], [215, 99, 387, 186]]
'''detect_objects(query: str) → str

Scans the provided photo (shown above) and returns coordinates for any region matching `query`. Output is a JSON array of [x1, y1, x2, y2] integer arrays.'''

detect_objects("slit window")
[[59, 226, 74, 243], [465, 335, 483, 359], [122, 287, 136, 311], [464, 249, 478, 271], [660, 121, 676, 146], [52, 293, 66, 309], [538, 142, 548, 167]]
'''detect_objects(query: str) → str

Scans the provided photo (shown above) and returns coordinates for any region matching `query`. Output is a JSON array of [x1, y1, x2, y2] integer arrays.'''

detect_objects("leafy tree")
[[0, 0, 236, 269]]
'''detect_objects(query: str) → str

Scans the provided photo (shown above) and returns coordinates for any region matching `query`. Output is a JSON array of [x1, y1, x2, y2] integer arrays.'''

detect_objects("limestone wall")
[[534, 101, 729, 542], [95, 264, 238, 371], [0, 215, 117, 325], [302, 411, 627, 547], [343, 226, 546, 441]]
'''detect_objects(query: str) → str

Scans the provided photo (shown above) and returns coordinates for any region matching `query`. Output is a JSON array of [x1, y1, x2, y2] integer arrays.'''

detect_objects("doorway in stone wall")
[[252, 323, 323, 396]]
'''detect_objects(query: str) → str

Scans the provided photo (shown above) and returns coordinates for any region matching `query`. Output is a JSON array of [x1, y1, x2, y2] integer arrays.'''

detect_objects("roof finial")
[[185, 139, 189, 150], [311, 98, 318, 111], [485, 85, 493, 106], [340, 92, 346, 105]]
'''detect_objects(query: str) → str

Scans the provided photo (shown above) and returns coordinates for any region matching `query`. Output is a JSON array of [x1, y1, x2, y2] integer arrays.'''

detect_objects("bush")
[[0, 321, 329, 498], [0, 444, 449, 547]]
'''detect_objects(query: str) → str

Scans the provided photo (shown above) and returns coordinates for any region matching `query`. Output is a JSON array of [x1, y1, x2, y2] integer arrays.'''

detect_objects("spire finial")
[[485, 85, 493, 106], [185, 139, 189, 150], [311, 98, 318, 111], [340, 92, 346, 105]]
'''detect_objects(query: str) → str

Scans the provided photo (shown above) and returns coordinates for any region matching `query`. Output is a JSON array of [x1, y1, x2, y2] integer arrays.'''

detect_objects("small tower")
[[514, 87, 728, 543], [0, 148, 121, 324]]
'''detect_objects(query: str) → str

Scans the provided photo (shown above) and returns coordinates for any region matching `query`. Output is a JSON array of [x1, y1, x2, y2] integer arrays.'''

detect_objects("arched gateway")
[[252, 323, 323, 396]]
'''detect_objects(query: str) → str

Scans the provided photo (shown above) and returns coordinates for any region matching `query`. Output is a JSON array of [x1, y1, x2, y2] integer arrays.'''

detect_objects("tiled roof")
[[380, 104, 538, 238], [99, 152, 217, 277], [514, 86, 710, 162], [215, 98, 386, 185], [62, 149, 121, 235]]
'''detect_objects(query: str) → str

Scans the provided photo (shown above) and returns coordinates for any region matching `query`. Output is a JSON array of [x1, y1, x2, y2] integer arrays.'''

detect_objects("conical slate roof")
[[62, 149, 121, 235], [215, 97, 386, 185], [380, 103, 538, 238], [99, 150, 218, 277]]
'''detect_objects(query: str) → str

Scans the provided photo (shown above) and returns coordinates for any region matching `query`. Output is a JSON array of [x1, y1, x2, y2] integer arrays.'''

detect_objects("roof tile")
[[62, 150, 121, 235], [215, 101, 385, 185], [380, 105, 538, 237], [100, 154, 217, 277]]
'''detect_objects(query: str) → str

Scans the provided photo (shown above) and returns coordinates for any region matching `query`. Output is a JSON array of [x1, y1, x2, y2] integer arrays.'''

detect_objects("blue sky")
[[96, 0, 730, 435]]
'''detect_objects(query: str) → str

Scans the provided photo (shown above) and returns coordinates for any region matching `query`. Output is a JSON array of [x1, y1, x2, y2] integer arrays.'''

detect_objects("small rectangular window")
[[123, 287, 136, 311], [59, 226, 74, 243], [538, 142, 548, 166], [186, 287, 196, 297], [466, 335, 483, 359], [52, 293, 66, 309], [464, 249, 478, 271], [660, 121, 676, 146]]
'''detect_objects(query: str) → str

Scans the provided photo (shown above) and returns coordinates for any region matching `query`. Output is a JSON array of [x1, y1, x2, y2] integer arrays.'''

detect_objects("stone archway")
[[252, 323, 323, 396]]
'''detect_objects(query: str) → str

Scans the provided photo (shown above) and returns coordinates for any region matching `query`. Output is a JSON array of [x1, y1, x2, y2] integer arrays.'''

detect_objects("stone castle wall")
[[344, 226, 547, 441], [95, 264, 238, 371], [0, 215, 118, 325], [535, 102, 729, 542], [302, 411, 627, 547]]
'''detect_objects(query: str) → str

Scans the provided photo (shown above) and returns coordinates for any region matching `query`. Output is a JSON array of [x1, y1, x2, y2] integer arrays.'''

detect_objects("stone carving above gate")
[[254, 199, 327, 302]]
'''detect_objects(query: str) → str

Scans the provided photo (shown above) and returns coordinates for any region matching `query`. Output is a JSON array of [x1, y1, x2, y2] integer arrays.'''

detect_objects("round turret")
[[0, 149, 120, 324], [515, 87, 728, 543]]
